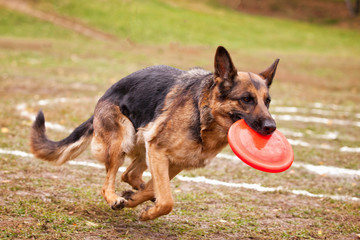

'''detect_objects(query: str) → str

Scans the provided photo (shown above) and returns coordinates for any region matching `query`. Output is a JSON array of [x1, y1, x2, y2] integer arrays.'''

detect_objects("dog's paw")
[[139, 206, 152, 221], [110, 197, 127, 210], [121, 190, 135, 200]]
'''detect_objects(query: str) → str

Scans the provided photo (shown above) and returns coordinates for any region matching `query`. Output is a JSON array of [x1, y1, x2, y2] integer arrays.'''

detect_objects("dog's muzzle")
[[248, 117, 277, 136], [261, 118, 276, 135]]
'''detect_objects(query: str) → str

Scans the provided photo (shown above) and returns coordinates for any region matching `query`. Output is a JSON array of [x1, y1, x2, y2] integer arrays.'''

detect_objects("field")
[[0, 0, 360, 239]]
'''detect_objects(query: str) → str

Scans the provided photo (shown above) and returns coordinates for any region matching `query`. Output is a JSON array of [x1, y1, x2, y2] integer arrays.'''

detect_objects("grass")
[[2, 0, 359, 56], [0, 7, 78, 40], [0, 0, 360, 239], [35, 0, 360, 55]]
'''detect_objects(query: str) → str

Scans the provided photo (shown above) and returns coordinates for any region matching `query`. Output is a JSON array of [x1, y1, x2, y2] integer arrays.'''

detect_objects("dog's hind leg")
[[91, 101, 135, 210], [92, 133, 127, 209], [103, 147, 127, 210]]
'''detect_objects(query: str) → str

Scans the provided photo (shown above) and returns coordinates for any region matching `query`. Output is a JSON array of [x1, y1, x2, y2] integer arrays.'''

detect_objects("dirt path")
[[0, 0, 118, 42], [220, 0, 360, 29]]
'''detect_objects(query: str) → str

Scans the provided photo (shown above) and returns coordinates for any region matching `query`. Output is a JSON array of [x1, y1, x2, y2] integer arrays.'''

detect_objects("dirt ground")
[[220, 0, 360, 29]]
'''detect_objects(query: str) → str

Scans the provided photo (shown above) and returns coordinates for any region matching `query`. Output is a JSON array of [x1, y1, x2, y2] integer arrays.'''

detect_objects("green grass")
[[0, 7, 78, 40], [25, 0, 360, 56]]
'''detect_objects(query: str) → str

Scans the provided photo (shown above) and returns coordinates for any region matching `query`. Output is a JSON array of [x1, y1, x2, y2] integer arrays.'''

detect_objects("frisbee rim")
[[228, 120, 294, 173]]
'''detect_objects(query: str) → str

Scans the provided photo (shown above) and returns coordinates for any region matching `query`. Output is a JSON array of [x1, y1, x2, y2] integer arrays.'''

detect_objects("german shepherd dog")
[[30, 46, 279, 221]]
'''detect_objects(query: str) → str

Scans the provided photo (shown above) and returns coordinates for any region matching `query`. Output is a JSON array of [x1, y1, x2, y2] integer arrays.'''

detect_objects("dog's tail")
[[30, 110, 94, 165]]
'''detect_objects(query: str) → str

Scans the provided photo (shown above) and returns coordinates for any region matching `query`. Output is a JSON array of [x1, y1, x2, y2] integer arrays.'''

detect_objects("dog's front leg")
[[139, 145, 182, 221], [123, 161, 182, 211], [140, 148, 172, 221]]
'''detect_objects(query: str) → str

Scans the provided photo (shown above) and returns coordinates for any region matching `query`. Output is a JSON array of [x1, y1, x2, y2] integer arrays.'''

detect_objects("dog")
[[30, 46, 279, 221]]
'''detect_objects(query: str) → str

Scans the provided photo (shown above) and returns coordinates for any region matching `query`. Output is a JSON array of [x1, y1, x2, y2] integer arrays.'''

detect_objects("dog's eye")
[[265, 98, 271, 106], [241, 96, 253, 104]]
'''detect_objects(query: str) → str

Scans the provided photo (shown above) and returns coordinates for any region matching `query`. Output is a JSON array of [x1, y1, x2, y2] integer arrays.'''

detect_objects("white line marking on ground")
[[292, 162, 360, 177], [67, 161, 152, 177], [16, 102, 71, 133], [287, 139, 332, 150], [38, 97, 69, 106], [176, 175, 283, 192], [279, 128, 339, 140], [311, 102, 353, 111], [37, 97, 93, 106], [1, 148, 359, 202], [273, 106, 360, 119], [216, 153, 360, 177], [273, 114, 360, 128], [0, 149, 34, 158], [271, 101, 356, 112], [176, 175, 360, 202], [340, 147, 360, 153]]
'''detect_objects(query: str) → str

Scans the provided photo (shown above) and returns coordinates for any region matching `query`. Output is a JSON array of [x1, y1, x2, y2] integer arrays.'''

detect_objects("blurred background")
[[0, 0, 359, 239]]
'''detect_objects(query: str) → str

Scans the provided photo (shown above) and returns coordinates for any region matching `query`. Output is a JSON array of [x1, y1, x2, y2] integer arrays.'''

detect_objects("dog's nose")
[[262, 119, 276, 135]]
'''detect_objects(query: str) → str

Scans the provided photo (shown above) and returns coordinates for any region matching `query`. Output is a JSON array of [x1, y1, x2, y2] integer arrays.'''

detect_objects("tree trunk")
[[345, 0, 360, 16], [355, 0, 360, 15]]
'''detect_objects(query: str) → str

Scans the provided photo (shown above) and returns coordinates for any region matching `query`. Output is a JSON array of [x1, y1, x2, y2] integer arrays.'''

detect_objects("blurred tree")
[[345, 0, 360, 16]]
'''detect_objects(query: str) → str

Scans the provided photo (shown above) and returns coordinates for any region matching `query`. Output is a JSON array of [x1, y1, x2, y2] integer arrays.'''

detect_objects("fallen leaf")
[[1, 127, 9, 133]]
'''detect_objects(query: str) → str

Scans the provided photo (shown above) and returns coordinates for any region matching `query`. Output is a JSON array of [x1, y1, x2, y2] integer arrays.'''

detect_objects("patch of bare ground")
[[220, 0, 360, 30], [0, 38, 52, 50]]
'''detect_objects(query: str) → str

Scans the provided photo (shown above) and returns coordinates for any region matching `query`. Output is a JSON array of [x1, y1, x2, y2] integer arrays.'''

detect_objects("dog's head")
[[210, 46, 279, 136]]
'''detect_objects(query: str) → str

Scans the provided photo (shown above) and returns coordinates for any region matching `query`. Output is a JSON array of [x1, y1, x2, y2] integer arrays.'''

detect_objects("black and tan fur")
[[30, 46, 279, 221]]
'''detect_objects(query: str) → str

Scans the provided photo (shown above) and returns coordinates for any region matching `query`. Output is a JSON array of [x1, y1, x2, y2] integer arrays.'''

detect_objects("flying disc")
[[228, 120, 293, 173]]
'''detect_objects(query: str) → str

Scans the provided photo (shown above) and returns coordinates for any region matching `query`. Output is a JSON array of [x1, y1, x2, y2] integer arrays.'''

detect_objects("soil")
[[220, 0, 360, 30]]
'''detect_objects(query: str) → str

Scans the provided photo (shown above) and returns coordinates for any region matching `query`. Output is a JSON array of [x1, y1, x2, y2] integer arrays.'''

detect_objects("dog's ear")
[[259, 59, 279, 88], [214, 46, 237, 90]]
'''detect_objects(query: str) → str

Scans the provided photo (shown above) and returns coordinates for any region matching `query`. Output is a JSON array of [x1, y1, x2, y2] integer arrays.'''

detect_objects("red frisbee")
[[228, 120, 293, 173]]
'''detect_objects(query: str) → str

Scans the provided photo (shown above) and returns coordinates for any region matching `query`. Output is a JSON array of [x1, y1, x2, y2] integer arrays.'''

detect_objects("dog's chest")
[[166, 129, 228, 169]]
